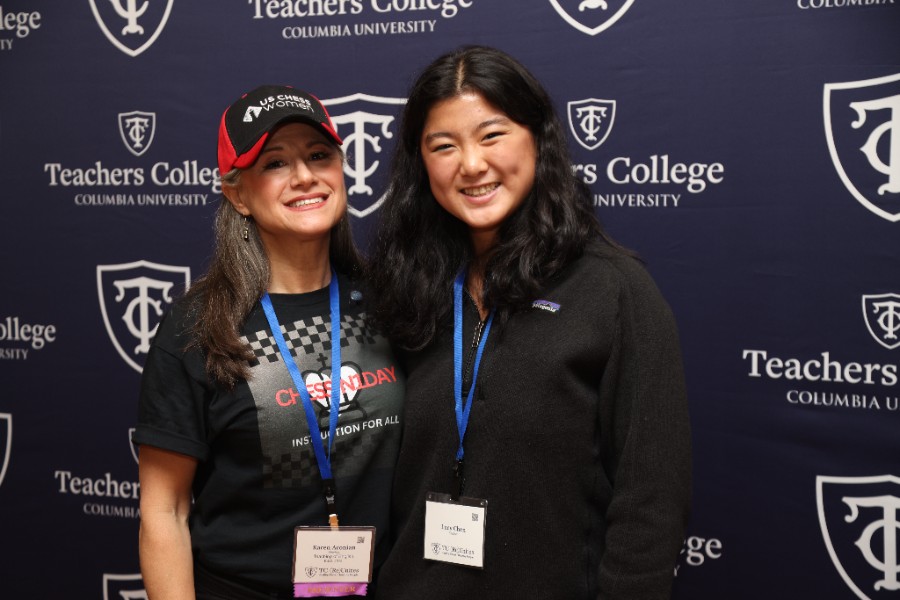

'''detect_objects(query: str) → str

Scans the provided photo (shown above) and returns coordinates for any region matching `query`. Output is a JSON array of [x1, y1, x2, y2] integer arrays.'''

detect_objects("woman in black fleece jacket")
[[368, 45, 691, 600]]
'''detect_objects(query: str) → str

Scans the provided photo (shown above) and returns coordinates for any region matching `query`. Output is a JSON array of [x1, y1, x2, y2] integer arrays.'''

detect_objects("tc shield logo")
[[824, 73, 900, 222], [863, 294, 900, 350], [548, 0, 635, 36], [103, 573, 147, 600], [97, 260, 190, 374], [0, 413, 11, 490], [817, 475, 900, 600], [89, 0, 174, 58], [128, 427, 140, 465], [322, 93, 407, 218], [118, 111, 156, 157], [568, 99, 616, 150]]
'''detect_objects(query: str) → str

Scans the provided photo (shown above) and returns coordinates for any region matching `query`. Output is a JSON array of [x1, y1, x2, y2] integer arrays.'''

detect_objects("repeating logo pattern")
[[102, 573, 147, 600], [824, 73, 900, 222], [863, 294, 900, 350], [0, 413, 10, 489], [118, 111, 156, 157], [128, 427, 140, 465], [90, 0, 174, 57], [817, 475, 900, 600], [548, 0, 635, 35], [97, 260, 190, 373], [568, 98, 616, 150], [323, 93, 407, 218]]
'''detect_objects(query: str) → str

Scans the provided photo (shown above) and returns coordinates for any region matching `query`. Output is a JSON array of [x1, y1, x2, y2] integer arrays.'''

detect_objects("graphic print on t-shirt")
[[303, 362, 369, 423], [241, 311, 401, 488]]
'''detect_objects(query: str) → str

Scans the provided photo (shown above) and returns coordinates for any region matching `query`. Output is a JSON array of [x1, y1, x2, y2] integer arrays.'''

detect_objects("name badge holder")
[[424, 493, 487, 568], [424, 271, 494, 570], [293, 526, 375, 597], [260, 272, 374, 597]]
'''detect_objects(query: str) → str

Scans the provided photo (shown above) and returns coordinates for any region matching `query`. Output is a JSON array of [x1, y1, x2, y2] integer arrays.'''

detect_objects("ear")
[[222, 184, 251, 217]]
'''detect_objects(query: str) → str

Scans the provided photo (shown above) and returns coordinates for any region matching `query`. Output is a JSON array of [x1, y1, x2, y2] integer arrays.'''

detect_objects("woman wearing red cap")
[[134, 85, 403, 599]]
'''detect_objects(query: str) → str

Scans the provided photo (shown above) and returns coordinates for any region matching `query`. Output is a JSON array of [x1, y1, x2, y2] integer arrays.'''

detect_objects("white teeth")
[[462, 183, 499, 197], [288, 198, 323, 207]]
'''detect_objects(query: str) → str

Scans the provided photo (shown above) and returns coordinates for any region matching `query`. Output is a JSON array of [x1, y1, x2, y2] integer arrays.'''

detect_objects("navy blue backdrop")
[[1, 2, 899, 598]]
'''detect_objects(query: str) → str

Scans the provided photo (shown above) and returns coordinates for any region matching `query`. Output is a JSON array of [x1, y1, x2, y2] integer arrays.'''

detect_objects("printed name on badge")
[[424, 492, 487, 569]]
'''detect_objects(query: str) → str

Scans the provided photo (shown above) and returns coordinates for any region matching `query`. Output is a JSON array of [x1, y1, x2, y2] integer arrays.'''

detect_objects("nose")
[[291, 160, 316, 187], [459, 144, 487, 177]]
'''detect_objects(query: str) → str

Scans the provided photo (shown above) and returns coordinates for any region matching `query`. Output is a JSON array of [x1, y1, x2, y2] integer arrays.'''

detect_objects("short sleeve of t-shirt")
[[134, 303, 212, 460]]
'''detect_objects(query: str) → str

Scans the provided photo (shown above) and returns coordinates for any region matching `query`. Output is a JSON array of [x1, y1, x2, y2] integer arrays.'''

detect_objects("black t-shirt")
[[134, 276, 404, 595]]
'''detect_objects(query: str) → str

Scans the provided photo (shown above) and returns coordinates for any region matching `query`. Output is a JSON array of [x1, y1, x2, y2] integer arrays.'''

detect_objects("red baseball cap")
[[217, 85, 342, 175]]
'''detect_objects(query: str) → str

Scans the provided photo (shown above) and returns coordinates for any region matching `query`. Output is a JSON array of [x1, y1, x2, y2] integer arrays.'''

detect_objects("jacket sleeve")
[[596, 260, 692, 599]]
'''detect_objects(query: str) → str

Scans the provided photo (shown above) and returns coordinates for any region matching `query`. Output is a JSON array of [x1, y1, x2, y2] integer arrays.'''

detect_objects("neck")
[[470, 229, 497, 259], [264, 236, 333, 294], [466, 260, 489, 321], [466, 232, 496, 320]]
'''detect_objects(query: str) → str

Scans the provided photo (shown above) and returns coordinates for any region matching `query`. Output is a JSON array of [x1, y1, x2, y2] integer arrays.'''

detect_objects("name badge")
[[423, 492, 487, 569], [292, 526, 375, 597]]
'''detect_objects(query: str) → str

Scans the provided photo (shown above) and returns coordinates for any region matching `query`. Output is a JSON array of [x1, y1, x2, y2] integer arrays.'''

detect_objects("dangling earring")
[[242, 216, 250, 241]]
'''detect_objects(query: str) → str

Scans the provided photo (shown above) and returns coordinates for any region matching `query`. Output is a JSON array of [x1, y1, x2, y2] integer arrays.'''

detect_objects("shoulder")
[[152, 293, 202, 354], [564, 239, 679, 335], [573, 239, 659, 296], [142, 293, 210, 392]]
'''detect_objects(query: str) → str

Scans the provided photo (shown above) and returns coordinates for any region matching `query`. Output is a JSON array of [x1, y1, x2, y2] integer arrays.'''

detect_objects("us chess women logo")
[[548, 0, 635, 36]]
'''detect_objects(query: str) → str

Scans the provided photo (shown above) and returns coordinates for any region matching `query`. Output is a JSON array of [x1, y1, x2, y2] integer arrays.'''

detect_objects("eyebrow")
[[260, 139, 329, 154], [423, 116, 511, 143]]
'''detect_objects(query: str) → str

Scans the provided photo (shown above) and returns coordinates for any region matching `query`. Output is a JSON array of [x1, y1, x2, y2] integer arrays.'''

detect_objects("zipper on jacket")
[[461, 291, 487, 396]]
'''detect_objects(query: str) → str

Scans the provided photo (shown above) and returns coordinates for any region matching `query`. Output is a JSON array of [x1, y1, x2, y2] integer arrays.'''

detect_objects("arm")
[[138, 445, 198, 600], [597, 262, 692, 599]]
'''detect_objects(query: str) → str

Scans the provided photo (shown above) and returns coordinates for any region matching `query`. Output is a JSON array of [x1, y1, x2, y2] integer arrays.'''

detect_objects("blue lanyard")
[[260, 270, 342, 521], [453, 270, 494, 467]]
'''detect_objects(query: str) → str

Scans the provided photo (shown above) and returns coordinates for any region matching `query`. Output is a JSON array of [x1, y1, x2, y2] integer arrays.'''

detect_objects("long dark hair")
[[186, 155, 361, 388], [368, 45, 620, 350]]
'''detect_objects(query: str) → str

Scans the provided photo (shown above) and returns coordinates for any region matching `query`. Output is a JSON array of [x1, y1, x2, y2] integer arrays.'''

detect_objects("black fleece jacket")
[[376, 240, 691, 600]]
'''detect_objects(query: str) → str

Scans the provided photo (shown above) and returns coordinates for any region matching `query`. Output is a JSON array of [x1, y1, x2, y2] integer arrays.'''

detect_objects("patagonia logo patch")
[[532, 299, 560, 313]]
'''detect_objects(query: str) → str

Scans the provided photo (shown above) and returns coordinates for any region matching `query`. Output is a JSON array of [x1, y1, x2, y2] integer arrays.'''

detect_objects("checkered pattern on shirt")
[[263, 425, 376, 488], [243, 312, 376, 367]]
